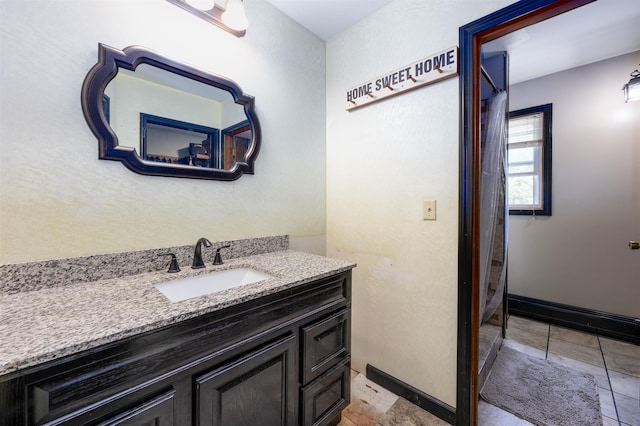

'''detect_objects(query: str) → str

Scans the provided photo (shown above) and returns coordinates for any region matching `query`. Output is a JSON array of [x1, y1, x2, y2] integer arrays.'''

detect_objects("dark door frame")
[[456, 1, 594, 424]]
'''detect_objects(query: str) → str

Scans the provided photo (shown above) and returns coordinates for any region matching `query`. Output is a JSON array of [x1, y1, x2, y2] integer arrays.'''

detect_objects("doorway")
[[456, 1, 596, 424]]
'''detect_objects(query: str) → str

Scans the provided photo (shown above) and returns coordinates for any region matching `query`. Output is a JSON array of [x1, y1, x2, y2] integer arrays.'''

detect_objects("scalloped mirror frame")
[[81, 43, 261, 181]]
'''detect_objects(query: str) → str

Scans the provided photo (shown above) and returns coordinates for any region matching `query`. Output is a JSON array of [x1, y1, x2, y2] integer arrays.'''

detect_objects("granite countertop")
[[0, 250, 355, 377]]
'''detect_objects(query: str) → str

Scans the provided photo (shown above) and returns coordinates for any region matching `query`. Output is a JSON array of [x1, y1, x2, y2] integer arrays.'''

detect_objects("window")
[[507, 104, 552, 215], [140, 113, 220, 168]]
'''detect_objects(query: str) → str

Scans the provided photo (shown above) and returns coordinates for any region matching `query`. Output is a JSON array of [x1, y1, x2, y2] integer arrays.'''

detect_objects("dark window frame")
[[508, 103, 552, 216], [139, 113, 220, 167]]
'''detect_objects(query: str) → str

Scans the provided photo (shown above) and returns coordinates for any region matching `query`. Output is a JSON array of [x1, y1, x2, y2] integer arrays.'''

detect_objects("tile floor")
[[497, 315, 640, 426], [339, 315, 640, 425]]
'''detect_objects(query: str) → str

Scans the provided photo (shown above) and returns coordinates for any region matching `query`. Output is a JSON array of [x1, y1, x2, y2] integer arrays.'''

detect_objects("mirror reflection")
[[105, 65, 251, 171], [81, 43, 260, 181]]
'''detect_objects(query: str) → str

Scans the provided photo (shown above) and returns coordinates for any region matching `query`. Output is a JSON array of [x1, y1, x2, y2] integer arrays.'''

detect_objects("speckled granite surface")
[[0, 235, 288, 295], [0, 240, 355, 377]]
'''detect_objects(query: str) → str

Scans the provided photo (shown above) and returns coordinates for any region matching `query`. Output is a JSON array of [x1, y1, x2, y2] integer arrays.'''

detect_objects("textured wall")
[[326, 0, 516, 408], [509, 51, 640, 318], [0, 0, 327, 264]]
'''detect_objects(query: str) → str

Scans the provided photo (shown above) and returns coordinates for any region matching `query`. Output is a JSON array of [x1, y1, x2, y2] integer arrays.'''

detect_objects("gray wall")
[[508, 51, 640, 318]]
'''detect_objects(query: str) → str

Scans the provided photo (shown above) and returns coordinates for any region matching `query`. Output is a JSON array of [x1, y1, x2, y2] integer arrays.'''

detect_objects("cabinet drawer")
[[28, 388, 177, 426], [302, 308, 350, 384], [300, 358, 350, 426], [96, 390, 175, 426]]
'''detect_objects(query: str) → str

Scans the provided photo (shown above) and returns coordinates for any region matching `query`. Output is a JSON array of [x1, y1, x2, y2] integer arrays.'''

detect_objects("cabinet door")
[[195, 334, 298, 426], [95, 390, 175, 426]]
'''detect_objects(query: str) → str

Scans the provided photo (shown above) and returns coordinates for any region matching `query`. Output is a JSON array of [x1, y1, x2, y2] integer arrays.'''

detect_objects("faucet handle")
[[158, 253, 181, 273], [213, 245, 231, 265]]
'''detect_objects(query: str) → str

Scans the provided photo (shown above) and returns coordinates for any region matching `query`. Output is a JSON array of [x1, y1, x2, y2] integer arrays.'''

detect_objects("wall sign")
[[345, 46, 458, 111]]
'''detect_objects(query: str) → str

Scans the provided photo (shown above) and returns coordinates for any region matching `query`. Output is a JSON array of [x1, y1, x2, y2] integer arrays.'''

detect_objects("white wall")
[[326, 0, 516, 407], [0, 0, 327, 264], [509, 51, 640, 318]]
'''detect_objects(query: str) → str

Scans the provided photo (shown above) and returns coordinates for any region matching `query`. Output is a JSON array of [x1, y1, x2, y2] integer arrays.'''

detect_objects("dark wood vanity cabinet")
[[0, 271, 351, 426]]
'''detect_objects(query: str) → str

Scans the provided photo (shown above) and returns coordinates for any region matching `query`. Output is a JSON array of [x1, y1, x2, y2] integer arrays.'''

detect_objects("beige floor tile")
[[599, 388, 619, 420], [342, 396, 386, 425], [600, 337, 640, 358], [377, 397, 449, 426], [505, 317, 549, 351], [507, 316, 548, 332], [549, 325, 599, 349], [341, 373, 399, 426], [353, 373, 399, 412], [548, 337, 605, 368], [478, 399, 534, 425], [602, 414, 620, 426], [614, 392, 640, 426], [609, 370, 640, 400], [508, 315, 550, 335], [600, 337, 640, 378], [546, 352, 610, 390], [502, 338, 547, 360], [338, 416, 360, 426]]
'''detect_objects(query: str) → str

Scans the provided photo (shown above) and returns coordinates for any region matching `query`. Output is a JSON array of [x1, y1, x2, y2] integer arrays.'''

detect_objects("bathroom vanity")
[[0, 238, 354, 425]]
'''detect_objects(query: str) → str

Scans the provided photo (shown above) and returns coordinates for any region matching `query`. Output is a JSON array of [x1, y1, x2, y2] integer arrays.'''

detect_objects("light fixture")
[[622, 64, 640, 103], [222, 0, 248, 31], [166, 0, 247, 37], [186, 0, 214, 10]]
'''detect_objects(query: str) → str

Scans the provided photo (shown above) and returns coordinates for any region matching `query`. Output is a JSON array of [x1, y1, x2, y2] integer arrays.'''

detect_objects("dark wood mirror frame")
[[81, 43, 261, 181]]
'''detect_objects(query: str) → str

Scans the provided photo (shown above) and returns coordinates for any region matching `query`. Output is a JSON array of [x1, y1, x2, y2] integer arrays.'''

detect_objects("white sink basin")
[[154, 268, 272, 302]]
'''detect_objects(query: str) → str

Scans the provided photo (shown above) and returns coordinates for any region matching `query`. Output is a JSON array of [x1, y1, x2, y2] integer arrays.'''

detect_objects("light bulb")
[[623, 77, 640, 103], [222, 0, 248, 31]]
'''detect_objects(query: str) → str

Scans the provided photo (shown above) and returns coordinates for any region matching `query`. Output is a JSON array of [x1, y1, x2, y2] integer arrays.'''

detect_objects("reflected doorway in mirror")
[[81, 43, 261, 181]]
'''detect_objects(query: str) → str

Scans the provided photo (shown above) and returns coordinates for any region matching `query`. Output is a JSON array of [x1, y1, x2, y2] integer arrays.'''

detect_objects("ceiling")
[[483, 0, 640, 84], [264, 0, 640, 84], [264, 0, 393, 41]]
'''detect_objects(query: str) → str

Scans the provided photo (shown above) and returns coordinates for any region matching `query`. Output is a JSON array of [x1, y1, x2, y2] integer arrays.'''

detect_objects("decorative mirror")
[[82, 44, 261, 180]]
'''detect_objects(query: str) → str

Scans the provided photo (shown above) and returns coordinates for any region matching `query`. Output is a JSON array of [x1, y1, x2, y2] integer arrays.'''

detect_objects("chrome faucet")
[[192, 237, 212, 269]]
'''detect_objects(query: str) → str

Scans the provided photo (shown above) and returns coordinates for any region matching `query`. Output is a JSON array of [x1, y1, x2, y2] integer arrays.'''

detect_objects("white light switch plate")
[[423, 200, 436, 220]]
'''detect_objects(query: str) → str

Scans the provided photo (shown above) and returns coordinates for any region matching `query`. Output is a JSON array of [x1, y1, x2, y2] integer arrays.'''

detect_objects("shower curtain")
[[479, 90, 508, 324]]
